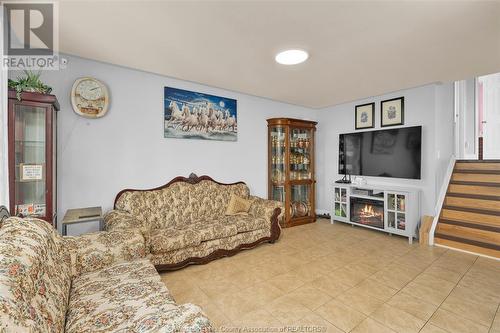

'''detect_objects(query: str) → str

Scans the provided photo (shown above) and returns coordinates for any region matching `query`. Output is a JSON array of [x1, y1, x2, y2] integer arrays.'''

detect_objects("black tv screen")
[[339, 126, 422, 179]]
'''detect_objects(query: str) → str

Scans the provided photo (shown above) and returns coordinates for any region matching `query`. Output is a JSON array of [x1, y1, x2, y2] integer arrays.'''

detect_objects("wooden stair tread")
[[444, 197, 500, 213], [434, 231, 500, 251], [453, 169, 500, 174], [440, 208, 500, 227], [448, 184, 500, 197], [455, 161, 500, 172], [435, 237, 500, 259], [456, 159, 500, 162], [446, 192, 500, 202], [436, 223, 500, 245], [438, 218, 500, 232], [450, 180, 500, 187], [442, 205, 500, 216], [451, 173, 500, 183]]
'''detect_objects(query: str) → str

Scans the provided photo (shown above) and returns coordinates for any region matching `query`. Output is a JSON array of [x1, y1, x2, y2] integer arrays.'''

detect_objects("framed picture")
[[164, 87, 237, 141], [381, 97, 404, 127], [355, 102, 375, 130], [19, 163, 43, 181]]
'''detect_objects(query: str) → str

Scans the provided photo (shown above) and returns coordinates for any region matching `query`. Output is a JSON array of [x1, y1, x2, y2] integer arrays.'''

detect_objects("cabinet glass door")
[[13, 104, 47, 218], [387, 193, 406, 231], [270, 126, 286, 204], [289, 128, 312, 180], [334, 187, 347, 218], [290, 184, 312, 219]]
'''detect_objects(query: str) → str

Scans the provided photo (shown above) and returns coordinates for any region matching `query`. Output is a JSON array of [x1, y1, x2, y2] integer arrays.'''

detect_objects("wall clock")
[[71, 77, 110, 118]]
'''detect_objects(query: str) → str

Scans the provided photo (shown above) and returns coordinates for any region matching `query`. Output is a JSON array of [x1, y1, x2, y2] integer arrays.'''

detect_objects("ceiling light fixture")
[[275, 49, 309, 65]]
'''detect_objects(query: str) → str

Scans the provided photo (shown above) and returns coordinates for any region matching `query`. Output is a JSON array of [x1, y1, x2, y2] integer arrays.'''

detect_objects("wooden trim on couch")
[[154, 207, 282, 272], [113, 173, 247, 208]]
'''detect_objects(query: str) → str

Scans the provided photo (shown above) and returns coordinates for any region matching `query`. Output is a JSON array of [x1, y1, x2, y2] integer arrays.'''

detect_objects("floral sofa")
[[105, 174, 282, 270], [0, 217, 212, 333]]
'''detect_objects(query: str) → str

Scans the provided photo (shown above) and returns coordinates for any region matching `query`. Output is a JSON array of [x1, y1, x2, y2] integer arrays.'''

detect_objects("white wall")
[[316, 83, 455, 217], [12, 55, 318, 234], [9, 55, 455, 234]]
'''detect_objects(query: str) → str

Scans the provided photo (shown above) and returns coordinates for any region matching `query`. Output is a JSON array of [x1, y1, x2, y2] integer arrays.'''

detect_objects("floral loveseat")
[[105, 174, 282, 270], [0, 217, 212, 333]]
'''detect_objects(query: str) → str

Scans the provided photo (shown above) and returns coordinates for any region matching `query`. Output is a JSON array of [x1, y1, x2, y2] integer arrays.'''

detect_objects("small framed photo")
[[355, 102, 375, 130], [20, 163, 43, 181], [381, 97, 404, 127]]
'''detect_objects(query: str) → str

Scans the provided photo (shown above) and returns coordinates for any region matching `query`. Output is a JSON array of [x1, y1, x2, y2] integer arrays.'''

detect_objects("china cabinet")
[[267, 118, 317, 228], [8, 90, 60, 225]]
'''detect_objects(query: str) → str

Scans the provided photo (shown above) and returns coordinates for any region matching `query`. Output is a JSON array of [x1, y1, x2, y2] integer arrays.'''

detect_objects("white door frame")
[[474, 78, 480, 159], [454, 79, 478, 160], [0, 4, 9, 207], [453, 81, 461, 158]]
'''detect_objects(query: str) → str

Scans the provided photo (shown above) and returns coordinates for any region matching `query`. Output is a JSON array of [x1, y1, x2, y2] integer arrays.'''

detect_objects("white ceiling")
[[59, 1, 500, 109]]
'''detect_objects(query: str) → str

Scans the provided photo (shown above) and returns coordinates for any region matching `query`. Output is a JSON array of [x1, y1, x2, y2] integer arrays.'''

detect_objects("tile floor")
[[160, 219, 500, 333]]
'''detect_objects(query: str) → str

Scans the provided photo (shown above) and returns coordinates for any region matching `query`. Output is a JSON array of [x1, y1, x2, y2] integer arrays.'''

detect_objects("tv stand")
[[332, 183, 421, 243]]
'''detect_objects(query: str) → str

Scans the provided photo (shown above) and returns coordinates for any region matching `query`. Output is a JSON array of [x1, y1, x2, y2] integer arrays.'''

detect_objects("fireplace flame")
[[362, 204, 375, 216]]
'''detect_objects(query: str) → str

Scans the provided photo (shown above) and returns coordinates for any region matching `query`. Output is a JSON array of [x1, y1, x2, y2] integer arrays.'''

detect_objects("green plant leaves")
[[8, 70, 53, 100]]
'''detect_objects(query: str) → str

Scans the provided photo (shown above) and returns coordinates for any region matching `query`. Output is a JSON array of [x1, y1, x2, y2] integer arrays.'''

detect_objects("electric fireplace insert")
[[350, 197, 384, 229]]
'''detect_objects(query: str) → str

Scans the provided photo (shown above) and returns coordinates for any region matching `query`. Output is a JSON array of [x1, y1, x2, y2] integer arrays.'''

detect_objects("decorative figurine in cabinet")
[[267, 118, 317, 228], [8, 90, 60, 226]]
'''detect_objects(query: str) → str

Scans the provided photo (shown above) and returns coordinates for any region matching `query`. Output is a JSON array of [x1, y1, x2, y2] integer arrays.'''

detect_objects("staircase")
[[434, 160, 500, 259]]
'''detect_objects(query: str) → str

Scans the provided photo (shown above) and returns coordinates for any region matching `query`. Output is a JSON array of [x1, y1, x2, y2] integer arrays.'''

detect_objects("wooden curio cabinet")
[[8, 90, 60, 226], [267, 118, 317, 228]]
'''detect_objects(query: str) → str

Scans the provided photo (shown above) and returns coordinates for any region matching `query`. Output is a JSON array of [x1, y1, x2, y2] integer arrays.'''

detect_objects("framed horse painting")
[[164, 87, 237, 141]]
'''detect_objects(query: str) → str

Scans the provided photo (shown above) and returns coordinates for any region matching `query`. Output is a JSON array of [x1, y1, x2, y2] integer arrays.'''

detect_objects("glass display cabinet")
[[267, 118, 317, 228], [8, 90, 60, 226]]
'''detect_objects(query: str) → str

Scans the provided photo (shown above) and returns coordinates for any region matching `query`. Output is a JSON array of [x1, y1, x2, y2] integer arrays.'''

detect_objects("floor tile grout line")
[[361, 249, 448, 333], [488, 302, 500, 333], [324, 247, 434, 332], [418, 255, 480, 333], [299, 230, 444, 332], [162, 219, 498, 332]]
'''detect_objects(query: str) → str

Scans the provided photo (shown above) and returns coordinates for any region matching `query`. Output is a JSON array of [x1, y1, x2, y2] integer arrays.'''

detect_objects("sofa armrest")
[[166, 303, 213, 333], [64, 228, 147, 277], [248, 196, 282, 241], [104, 209, 144, 231]]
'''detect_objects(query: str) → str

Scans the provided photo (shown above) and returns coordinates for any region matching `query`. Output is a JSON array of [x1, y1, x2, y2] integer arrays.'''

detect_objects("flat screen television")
[[339, 126, 422, 179]]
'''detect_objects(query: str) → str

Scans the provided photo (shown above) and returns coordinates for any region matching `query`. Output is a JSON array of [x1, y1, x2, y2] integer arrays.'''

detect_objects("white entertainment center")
[[331, 181, 421, 243]]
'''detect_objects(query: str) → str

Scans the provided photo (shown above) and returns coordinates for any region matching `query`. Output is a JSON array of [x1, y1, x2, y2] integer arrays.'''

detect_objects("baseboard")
[[316, 209, 330, 218], [435, 243, 500, 261]]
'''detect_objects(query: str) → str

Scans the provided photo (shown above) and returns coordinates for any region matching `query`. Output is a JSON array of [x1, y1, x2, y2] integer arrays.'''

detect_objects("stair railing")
[[429, 156, 456, 245]]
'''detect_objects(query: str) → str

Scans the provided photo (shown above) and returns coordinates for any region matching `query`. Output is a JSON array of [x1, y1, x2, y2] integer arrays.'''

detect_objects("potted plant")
[[8, 71, 53, 100]]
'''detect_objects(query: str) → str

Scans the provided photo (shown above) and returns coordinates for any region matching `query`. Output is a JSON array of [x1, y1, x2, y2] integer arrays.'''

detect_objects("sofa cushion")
[[0, 217, 72, 333], [183, 220, 238, 242], [189, 180, 250, 221], [150, 228, 202, 253], [224, 215, 269, 233], [225, 194, 253, 215], [150, 221, 238, 254], [115, 182, 195, 230], [65, 259, 211, 333]]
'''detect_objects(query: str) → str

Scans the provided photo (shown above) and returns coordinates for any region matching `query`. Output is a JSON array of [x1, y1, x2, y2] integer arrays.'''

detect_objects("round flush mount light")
[[275, 49, 309, 65]]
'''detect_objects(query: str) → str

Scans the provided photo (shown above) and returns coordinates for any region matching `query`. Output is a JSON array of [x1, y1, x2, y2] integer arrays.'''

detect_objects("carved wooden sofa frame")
[[108, 174, 282, 271]]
